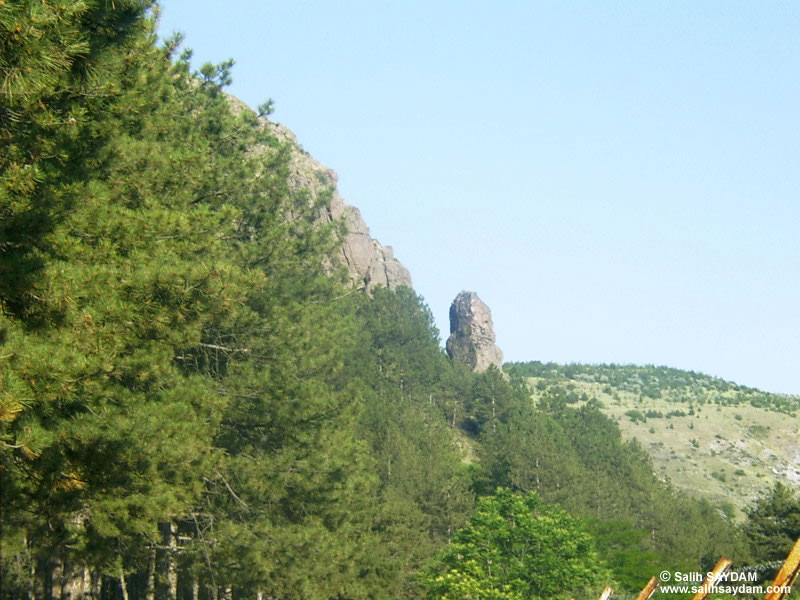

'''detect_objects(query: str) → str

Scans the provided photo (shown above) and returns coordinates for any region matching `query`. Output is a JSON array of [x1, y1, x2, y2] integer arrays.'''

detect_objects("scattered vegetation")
[[748, 425, 770, 440], [505, 362, 800, 414]]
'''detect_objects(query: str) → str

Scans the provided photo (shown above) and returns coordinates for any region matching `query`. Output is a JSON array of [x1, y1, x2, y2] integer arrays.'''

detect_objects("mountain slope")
[[506, 362, 800, 517]]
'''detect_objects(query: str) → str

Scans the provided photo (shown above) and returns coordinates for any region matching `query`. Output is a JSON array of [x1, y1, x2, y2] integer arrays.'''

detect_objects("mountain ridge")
[[506, 360, 800, 518], [226, 94, 412, 292]]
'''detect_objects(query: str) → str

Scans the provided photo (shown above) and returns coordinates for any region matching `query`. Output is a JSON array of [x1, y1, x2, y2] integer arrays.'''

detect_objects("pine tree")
[[745, 482, 800, 563], [1, 2, 382, 597]]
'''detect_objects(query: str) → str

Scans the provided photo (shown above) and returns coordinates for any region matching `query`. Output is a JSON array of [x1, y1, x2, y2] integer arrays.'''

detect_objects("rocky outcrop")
[[445, 291, 503, 372], [227, 95, 412, 291]]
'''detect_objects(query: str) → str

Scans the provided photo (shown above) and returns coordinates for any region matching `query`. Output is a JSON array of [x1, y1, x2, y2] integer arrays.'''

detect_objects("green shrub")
[[625, 409, 646, 423]]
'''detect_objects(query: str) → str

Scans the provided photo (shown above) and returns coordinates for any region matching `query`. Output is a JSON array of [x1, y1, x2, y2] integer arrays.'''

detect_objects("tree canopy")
[[422, 488, 611, 600]]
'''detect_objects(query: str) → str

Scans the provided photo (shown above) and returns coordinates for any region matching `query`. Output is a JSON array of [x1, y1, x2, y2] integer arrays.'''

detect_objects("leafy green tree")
[[423, 567, 523, 600], [423, 488, 612, 600]]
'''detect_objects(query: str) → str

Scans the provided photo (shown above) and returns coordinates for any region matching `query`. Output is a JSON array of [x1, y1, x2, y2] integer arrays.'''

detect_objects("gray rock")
[[446, 291, 503, 372], [226, 95, 412, 291]]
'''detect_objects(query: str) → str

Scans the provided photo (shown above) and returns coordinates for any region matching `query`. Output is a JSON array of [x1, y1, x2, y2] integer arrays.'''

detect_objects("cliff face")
[[270, 120, 412, 291], [228, 95, 412, 291], [446, 291, 504, 372]]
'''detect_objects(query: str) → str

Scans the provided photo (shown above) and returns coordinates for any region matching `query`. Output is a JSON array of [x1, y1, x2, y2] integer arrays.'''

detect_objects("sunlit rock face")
[[227, 94, 412, 292], [446, 291, 503, 372]]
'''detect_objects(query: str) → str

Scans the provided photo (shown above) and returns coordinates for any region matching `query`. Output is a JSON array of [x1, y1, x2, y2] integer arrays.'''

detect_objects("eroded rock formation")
[[227, 95, 412, 291], [445, 291, 503, 372]]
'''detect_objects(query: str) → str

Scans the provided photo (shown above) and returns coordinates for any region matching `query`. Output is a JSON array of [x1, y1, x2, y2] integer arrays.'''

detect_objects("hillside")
[[506, 362, 800, 517]]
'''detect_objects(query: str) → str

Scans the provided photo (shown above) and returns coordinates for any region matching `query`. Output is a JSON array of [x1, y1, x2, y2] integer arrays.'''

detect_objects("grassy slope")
[[510, 364, 800, 520]]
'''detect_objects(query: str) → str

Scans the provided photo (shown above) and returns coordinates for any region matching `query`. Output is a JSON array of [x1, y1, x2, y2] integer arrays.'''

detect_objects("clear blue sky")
[[157, 1, 800, 395]]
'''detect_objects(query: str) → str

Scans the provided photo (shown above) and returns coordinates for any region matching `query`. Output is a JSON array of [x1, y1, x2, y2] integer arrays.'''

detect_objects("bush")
[[625, 410, 646, 423]]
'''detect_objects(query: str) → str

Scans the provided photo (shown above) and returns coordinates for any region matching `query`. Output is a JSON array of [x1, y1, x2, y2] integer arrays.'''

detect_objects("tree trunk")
[[89, 570, 101, 600], [60, 511, 89, 600], [145, 550, 155, 600], [155, 522, 177, 600], [81, 569, 90, 600], [118, 574, 130, 600], [62, 562, 89, 600], [50, 557, 66, 600], [19, 533, 34, 600]]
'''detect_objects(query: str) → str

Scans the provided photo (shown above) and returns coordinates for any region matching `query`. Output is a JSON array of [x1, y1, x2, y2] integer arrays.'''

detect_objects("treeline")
[[0, 3, 793, 600], [505, 361, 800, 413]]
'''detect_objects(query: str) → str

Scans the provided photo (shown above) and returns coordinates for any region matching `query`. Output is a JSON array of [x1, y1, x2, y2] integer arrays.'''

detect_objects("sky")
[[157, 1, 800, 395]]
